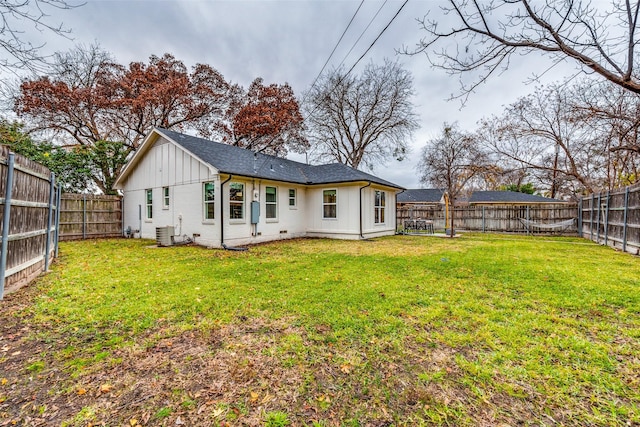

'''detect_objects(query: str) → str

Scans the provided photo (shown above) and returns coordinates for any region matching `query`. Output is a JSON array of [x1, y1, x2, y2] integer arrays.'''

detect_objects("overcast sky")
[[20, 0, 580, 188]]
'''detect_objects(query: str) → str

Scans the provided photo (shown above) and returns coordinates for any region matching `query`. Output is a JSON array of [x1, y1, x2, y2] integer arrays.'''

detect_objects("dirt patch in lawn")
[[1, 285, 414, 426]]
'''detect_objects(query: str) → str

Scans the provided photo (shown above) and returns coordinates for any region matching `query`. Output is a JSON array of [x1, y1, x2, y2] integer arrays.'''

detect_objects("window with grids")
[[229, 183, 244, 219], [323, 189, 337, 219], [288, 188, 296, 207], [203, 182, 215, 220], [163, 187, 170, 209], [266, 186, 277, 219], [145, 189, 153, 219], [374, 190, 386, 224]]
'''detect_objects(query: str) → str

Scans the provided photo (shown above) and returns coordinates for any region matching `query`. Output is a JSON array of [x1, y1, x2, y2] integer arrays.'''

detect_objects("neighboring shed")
[[114, 128, 403, 247], [468, 191, 568, 205]]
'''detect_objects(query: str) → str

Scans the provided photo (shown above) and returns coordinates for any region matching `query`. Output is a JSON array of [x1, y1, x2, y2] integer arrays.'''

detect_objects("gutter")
[[220, 174, 233, 247], [359, 181, 372, 239]]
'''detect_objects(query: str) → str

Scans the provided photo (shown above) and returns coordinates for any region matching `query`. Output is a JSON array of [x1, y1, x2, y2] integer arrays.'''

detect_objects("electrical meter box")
[[251, 201, 260, 224]]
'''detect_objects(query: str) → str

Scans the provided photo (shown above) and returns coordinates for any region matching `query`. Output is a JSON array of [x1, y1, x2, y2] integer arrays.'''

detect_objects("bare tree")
[[477, 80, 640, 197], [0, 0, 80, 74], [407, 0, 640, 99], [417, 122, 487, 236], [304, 59, 418, 170]]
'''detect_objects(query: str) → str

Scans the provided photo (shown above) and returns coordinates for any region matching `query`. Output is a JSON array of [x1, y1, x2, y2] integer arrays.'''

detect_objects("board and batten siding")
[[120, 137, 219, 244], [119, 135, 398, 246], [222, 179, 308, 246], [306, 185, 397, 239]]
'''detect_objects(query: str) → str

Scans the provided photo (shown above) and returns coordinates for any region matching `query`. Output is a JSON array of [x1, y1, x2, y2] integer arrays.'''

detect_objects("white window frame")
[[162, 186, 170, 209], [145, 189, 153, 221], [203, 182, 215, 222], [374, 190, 386, 224], [288, 188, 297, 209], [265, 186, 278, 221], [322, 189, 337, 219], [229, 182, 245, 221]]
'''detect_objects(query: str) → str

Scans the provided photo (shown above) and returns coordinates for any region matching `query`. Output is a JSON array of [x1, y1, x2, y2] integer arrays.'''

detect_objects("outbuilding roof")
[[116, 128, 403, 190], [468, 191, 566, 204], [397, 188, 444, 204]]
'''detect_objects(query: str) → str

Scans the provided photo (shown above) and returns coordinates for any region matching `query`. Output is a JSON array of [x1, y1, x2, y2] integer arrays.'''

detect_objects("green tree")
[[499, 183, 536, 194], [0, 120, 93, 192]]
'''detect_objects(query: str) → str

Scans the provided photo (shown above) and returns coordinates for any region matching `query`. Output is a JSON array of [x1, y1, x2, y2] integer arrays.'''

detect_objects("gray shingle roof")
[[156, 128, 403, 189], [397, 188, 444, 203], [469, 191, 566, 204]]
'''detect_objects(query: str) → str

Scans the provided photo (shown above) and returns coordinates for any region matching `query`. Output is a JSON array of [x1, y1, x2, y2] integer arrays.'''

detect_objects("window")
[[204, 182, 215, 220], [266, 186, 277, 219], [145, 189, 153, 220], [162, 187, 170, 209], [229, 182, 244, 219], [374, 190, 386, 224], [323, 189, 337, 219], [288, 188, 296, 207]]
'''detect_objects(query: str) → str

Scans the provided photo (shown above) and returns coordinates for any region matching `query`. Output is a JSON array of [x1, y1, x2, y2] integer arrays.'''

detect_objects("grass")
[[1, 234, 639, 425]]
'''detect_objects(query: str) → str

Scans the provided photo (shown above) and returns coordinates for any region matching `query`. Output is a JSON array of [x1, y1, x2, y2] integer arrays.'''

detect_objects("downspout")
[[220, 174, 233, 247], [359, 181, 372, 239]]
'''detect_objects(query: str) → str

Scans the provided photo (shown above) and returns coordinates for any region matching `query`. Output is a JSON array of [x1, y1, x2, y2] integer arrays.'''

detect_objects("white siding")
[[120, 135, 397, 246]]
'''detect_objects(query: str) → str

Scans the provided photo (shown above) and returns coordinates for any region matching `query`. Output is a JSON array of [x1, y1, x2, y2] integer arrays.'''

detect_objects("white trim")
[[265, 185, 278, 220], [322, 188, 337, 219], [162, 186, 170, 210], [229, 182, 245, 221], [114, 128, 217, 189], [203, 181, 215, 222]]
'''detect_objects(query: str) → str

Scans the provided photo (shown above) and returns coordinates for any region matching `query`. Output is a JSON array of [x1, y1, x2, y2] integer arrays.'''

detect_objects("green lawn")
[[1, 234, 639, 426]]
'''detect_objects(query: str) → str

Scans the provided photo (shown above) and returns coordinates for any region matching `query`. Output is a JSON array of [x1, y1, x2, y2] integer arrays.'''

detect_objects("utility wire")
[[343, 0, 409, 77], [256, 0, 411, 166], [335, 0, 389, 72], [302, 0, 365, 105], [304, 0, 410, 122]]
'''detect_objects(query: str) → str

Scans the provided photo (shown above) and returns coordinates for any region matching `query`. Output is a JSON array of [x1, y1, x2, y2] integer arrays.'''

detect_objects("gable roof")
[[397, 188, 444, 204], [469, 191, 566, 204], [115, 128, 403, 190]]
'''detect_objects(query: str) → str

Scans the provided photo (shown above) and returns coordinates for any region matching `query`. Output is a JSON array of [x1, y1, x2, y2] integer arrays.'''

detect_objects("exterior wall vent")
[[156, 226, 175, 247]]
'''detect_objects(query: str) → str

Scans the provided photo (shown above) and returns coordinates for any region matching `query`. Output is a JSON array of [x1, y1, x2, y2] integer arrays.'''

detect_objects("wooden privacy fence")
[[0, 147, 61, 299], [398, 204, 578, 235], [59, 194, 122, 241], [579, 183, 640, 255]]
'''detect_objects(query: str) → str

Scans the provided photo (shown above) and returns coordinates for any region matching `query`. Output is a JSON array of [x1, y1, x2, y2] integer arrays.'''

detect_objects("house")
[[396, 188, 445, 208], [113, 128, 403, 247], [468, 191, 567, 206]]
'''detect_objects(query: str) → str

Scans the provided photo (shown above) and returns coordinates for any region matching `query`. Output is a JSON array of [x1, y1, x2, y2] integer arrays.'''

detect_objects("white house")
[[113, 128, 403, 247]]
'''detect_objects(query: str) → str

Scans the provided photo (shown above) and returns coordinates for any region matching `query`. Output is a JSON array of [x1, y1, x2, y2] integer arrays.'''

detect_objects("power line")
[[256, 0, 411, 165], [302, 0, 365, 105], [335, 0, 389, 72], [343, 0, 409, 77], [303, 0, 410, 123]]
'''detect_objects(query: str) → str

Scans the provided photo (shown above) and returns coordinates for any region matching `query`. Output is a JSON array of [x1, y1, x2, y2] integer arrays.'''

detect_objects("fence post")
[[526, 205, 530, 235], [622, 186, 629, 253], [44, 172, 55, 272], [54, 184, 61, 257], [482, 206, 485, 233], [121, 196, 125, 237], [577, 197, 583, 238], [0, 153, 15, 300], [604, 191, 610, 247], [595, 193, 601, 244], [83, 194, 87, 239], [590, 193, 594, 241]]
